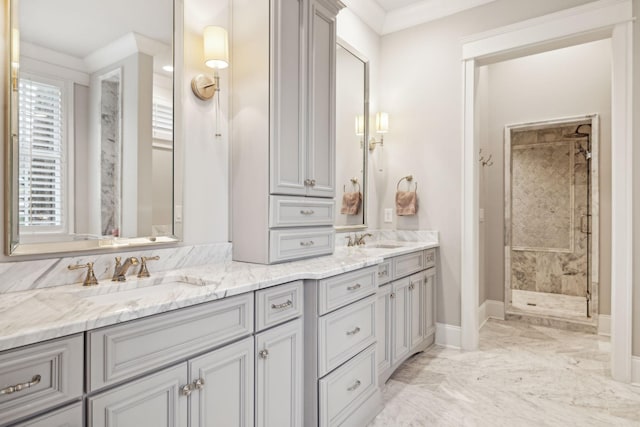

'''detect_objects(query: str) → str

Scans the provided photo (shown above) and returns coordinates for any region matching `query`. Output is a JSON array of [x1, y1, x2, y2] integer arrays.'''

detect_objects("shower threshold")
[[507, 289, 597, 333]]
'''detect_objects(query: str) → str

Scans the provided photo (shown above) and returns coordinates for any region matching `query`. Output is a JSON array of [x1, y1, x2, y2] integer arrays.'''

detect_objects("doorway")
[[504, 117, 599, 331]]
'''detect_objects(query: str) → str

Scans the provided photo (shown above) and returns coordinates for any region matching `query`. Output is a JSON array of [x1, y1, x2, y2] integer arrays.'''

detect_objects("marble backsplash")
[[335, 229, 439, 247], [0, 243, 232, 294]]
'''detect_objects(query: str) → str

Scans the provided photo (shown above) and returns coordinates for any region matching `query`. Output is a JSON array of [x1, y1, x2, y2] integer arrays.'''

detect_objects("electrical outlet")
[[384, 208, 393, 223]]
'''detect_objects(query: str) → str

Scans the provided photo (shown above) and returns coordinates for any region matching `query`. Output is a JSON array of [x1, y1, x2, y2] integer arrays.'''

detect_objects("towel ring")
[[397, 175, 417, 192], [344, 177, 361, 193]]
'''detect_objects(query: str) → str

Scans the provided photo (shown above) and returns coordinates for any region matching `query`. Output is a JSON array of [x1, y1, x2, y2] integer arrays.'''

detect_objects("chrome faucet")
[[355, 233, 373, 246], [345, 235, 356, 247], [112, 256, 139, 282]]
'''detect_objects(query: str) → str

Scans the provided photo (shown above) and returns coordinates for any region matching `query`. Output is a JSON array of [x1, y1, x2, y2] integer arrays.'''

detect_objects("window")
[[18, 75, 67, 234], [152, 98, 173, 141]]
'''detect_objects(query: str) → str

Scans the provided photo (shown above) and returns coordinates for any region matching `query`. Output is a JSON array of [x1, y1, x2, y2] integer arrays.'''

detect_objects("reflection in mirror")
[[335, 41, 368, 230], [8, 0, 179, 255]]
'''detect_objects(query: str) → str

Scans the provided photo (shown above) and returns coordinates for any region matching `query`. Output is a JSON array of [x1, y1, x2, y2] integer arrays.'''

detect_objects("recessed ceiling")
[[344, 0, 498, 35], [374, 0, 424, 12]]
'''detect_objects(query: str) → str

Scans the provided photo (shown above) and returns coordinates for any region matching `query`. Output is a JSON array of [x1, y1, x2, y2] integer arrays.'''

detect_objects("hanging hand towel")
[[396, 190, 417, 216], [340, 192, 362, 215]]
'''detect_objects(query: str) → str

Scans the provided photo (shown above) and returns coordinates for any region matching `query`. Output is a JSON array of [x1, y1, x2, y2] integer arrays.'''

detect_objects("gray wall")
[[378, 0, 599, 327]]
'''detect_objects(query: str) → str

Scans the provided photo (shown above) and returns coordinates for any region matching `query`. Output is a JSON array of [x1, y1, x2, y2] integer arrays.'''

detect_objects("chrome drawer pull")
[[299, 240, 315, 247], [0, 375, 41, 395], [346, 327, 361, 336], [180, 383, 194, 396], [300, 209, 315, 215], [259, 349, 269, 359], [347, 380, 361, 392], [346, 283, 361, 291], [271, 300, 293, 310], [378, 271, 388, 277]]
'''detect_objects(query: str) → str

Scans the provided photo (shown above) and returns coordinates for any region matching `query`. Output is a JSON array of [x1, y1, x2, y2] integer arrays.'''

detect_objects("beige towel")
[[396, 191, 417, 216], [340, 192, 362, 215]]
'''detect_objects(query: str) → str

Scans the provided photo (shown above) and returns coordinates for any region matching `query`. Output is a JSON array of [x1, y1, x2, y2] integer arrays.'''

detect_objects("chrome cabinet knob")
[[193, 378, 205, 390], [181, 384, 193, 396], [259, 349, 269, 359]]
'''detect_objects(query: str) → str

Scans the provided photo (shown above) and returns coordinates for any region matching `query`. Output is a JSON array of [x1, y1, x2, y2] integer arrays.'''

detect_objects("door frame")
[[503, 115, 600, 321], [460, 0, 633, 382]]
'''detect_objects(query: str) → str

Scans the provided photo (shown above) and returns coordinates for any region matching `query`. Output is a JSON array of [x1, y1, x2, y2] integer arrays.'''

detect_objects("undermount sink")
[[81, 281, 197, 305], [363, 243, 404, 249]]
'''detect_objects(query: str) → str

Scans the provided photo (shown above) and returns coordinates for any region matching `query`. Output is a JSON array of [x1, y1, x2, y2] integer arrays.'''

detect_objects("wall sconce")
[[191, 26, 229, 101], [355, 114, 365, 148], [369, 112, 389, 151]]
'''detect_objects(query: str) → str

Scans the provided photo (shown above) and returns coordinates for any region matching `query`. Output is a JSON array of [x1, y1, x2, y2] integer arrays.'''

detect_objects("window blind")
[[18, 77, 65, 231], [152, 99, 173, 141]]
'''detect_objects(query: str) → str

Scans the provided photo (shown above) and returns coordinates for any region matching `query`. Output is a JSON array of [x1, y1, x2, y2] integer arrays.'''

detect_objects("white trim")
[[479, 299, 505, 329], [632, 357, 640, 386], [598, 315, 611, 337], [460, 0, 633, 383], [84, 32, 170, 74], [435, 323, 461, 349], [340, 0, 385, 34], [486, 300, 505, 320]]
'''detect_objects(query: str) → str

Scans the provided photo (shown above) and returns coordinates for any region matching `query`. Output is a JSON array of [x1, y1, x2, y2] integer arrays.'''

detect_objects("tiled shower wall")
[[510, 125, 589, 297]]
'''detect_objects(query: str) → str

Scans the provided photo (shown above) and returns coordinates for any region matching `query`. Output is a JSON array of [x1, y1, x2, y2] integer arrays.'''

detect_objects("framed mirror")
[[6, 0, 183, 255], [334, 39, 368, 230]]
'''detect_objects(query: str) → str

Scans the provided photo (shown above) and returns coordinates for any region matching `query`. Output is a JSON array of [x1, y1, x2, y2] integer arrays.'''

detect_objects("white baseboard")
[[633, 356, 640, 386], [478, 299, 505, 328], [598, 314, 611, 336], [435, 323, 461, 349]]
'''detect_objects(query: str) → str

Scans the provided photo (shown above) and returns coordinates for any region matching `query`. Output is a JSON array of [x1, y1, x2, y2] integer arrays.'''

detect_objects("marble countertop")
[[0, 241, 438, 352]]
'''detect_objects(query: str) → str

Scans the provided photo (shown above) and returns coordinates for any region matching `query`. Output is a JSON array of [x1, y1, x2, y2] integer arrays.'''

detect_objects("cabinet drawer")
[[269, 196, 335, 228], [318, 295, 376, 377], [424, 248, 436, 269], [13, 402, 83, 427], [318, 266, 376, 315], [0, 334, 83, 426], [319, 344, 377, 427], [255, 281, 304, 332], [269, 228, 335, 263], [376, 260, 392, 285], [87, 293, 253, 391], [392, 251, 425, 280]]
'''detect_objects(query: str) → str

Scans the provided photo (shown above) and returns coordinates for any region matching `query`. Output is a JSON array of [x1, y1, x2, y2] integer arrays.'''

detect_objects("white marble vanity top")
[[0, 240, 438, 352]]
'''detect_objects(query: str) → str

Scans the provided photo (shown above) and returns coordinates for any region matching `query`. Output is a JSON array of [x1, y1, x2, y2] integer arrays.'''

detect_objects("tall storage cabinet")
[[232, 0, 343, 264]]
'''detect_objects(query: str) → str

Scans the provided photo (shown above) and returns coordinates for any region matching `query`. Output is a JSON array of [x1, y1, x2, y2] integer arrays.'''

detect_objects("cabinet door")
[[391, 278, 411, 365], [409, 272, 426, 351], [88, 363, 188, 427], [376, 284, 392, 379], [424, 269, 436, 338], [189, 337, 254, 427], [255, 319, 303, 427], [270, 0, 308, 196], [307, 0, 336, 197]]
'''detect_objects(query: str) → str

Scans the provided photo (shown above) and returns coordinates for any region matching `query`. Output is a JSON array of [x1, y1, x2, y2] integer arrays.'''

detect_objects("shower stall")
[[504, 116, 599, 331]]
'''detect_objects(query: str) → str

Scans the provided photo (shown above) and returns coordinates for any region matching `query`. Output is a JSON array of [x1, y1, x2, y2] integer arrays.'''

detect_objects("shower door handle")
[[580, 214, 591, 234]]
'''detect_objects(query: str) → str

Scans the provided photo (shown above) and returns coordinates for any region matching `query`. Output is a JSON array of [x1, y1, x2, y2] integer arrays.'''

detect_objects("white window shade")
[[18, 77, 65, 232], [152, 99, 173, 141]]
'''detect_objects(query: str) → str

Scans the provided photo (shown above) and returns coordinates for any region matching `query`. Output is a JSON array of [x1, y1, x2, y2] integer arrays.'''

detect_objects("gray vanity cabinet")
[[13, 402, 83, 427], [87, 363, 188, 427], [231, 0, 343, 264], [377, 249, 437, 384], [255, 318, 303, 427]]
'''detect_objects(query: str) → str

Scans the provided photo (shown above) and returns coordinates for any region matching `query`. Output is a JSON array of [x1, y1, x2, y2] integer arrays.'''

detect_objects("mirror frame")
[[334, 38, 369, 232], [5, 0, 184, 256]]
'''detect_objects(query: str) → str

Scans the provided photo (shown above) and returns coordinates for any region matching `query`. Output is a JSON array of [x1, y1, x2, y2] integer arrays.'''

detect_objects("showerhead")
[[563, 123, 591, 139]]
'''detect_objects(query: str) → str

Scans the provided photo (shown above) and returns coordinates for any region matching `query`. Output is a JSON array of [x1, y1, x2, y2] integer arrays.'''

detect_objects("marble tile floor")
[[369, 319, 640, 427]]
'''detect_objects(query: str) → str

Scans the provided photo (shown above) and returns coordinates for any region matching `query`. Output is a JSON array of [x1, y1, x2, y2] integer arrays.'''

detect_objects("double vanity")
[[0, 240, 438, 427]]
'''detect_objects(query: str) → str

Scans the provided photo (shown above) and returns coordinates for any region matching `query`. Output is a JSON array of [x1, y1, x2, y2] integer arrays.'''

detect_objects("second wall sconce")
[[369, 112, 389, 151], [191, 26, 229, 101]]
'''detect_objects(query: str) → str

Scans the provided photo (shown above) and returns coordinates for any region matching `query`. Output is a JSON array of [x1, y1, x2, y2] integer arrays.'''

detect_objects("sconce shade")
[[11, 28, 19, 68], [355, 115, 365, 136], [204, 26, 229, 69], [375, 112, 389, 133]]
